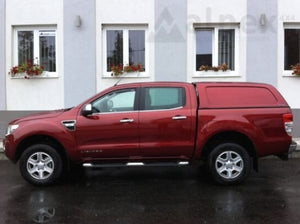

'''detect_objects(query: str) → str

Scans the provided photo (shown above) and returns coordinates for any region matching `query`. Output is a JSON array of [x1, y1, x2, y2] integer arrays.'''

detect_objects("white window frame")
[[13, 26, 58, 78], [193, 24, 239, 77], [102, 25, 148, 78], [283, 24, 300, 76]]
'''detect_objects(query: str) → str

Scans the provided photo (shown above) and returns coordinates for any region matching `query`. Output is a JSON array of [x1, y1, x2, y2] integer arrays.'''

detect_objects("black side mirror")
[[81, 104, 93, 116]]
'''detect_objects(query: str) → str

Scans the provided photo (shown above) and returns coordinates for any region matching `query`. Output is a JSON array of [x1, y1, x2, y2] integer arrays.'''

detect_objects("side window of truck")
[[144, 87, 186, 110], [92, 89, 136, 113]]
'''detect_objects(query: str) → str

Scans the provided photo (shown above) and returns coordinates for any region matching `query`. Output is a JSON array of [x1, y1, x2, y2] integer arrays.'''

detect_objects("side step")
[[82, 161, 189, 168]]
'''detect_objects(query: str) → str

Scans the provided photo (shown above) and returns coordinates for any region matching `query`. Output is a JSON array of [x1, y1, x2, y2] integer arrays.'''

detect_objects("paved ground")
[[0, 159, 300, 224]]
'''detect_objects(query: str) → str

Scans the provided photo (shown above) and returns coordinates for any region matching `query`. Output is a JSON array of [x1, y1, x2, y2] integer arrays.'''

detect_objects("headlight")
[[6, 124, 19, 136]]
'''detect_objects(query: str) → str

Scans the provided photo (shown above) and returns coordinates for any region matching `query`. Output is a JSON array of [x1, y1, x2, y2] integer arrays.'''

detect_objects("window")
[[143, 87, 186, 110], [103, 26, 147, 76], [196, 30, 213, 68], [92, 89, 136, 113], [15, 28, 56, 72], [284, 29, 300, 70], [195, 26, 238, 72]]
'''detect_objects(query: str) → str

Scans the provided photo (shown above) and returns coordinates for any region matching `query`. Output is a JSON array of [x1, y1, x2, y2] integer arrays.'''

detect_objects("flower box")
[[9, 60, 44, 79]]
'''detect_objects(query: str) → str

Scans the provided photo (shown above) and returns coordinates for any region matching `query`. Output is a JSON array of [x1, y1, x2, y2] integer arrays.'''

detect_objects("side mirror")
[[81, 104, 93, 116]]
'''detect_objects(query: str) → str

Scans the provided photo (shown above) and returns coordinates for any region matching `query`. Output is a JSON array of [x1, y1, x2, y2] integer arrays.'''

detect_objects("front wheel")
[[207, 143, 251, 185], [19, 144, 63, 186]]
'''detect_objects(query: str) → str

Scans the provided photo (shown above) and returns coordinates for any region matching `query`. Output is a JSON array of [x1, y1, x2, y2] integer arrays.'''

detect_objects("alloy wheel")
[[215, 151, 244, 179], [26, 152, 54, 180]]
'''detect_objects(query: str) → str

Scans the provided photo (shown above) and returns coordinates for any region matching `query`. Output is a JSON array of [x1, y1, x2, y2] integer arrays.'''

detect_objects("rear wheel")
[[19, 144, 63, 186], [207, 143, 251, 185]]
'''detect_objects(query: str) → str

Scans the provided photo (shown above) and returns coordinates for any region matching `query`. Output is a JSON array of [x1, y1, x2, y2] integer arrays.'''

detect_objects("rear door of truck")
[[137, 83, 197, 160]]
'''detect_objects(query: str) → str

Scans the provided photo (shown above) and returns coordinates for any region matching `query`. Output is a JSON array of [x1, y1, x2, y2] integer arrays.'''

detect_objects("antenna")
[[114, 72, 128, 86]]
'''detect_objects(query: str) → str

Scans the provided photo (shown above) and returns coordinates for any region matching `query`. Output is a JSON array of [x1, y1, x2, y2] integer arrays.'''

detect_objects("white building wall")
[[96, 0, 155, 91], [0, 0, 5, 110], [278, 0, 300, 109], [3, 0, 300, 111], [6, 0, 64, 110]]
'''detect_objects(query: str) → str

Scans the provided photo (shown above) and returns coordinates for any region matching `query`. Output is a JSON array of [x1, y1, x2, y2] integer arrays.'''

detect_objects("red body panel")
[[3, 82, 293, 164], [76, 111, 139, 160], [194, 108, 292, 159], [138, 83, 197, 160]]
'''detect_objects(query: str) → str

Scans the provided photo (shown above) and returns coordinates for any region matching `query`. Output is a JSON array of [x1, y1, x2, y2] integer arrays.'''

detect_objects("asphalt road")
[[0, 159, 299, 224]]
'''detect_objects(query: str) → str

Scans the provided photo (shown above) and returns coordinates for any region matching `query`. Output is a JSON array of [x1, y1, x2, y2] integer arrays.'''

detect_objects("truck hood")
[[10, 109, 67, 124]]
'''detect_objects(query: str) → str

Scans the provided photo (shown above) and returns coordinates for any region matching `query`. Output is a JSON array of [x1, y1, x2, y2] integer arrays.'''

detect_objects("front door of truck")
[[76, 88, 139, 160], [138, 85, 195, 159]]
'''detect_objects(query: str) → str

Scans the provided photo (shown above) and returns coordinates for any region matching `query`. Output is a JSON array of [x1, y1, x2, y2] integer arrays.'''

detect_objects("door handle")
[[120, 118, 134, 123], [172, 116, 187, 120]]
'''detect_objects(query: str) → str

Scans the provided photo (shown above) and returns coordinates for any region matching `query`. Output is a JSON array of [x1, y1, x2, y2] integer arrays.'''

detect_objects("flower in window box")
[[111, 63, 144, 76], [9, 60, 44, 79], [199, 65, 210, 71], [212, 66, 219, 72], [124, 63, 144, 73], [219, 63, 228, 72], [291, 63, 300, 76], [111, 64, 124, 76], [198, 63, 229, 72]]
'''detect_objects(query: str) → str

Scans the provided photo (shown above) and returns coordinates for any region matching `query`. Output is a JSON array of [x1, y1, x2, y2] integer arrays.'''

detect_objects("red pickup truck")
[[3, 82, 297, 185]]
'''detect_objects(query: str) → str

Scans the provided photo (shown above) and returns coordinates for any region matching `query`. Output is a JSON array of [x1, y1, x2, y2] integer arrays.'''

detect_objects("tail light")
[[283, 113, 293, 136]]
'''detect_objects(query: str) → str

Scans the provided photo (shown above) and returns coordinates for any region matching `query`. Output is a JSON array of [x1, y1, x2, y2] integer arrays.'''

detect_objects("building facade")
[[0, 0, 300, 137]]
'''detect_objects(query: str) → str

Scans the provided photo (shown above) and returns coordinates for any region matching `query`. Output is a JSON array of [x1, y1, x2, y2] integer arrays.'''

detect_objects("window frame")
[[194, 24, 239, 77], [283, 24, 300, 75], [13, 26, 58, 78], [102, 25, 148, 78], [140, 87, 186, 111], [91, 88, 139, 114]]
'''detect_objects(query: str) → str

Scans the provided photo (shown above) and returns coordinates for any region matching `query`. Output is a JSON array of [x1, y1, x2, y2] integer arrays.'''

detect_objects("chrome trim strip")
[[139, 106, 184, 113], [126, 162, 144, 166], [82, 161, 190, 168], [61, 120, 76, 131], [89, 107, 184, 116], [91, 111, 139, 115], [178, 161, 189, 165]]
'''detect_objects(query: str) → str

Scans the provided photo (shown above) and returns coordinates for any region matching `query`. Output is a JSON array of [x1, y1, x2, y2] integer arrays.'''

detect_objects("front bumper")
[[2, 136, 17, 162]]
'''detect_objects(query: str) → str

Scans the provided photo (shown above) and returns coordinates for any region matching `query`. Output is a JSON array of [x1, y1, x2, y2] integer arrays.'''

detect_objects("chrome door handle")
[[120, 118, 134, 123], [172, 116, 187, 120]]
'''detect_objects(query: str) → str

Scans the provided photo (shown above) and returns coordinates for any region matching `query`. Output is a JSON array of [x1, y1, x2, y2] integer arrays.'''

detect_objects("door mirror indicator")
[[81, 104, 93, 116]]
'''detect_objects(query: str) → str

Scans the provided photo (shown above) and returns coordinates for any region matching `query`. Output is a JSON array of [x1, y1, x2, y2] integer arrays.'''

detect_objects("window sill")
[[102, 72, 150, 78], [193, 71, 240, 78], [10, 72, 59, 79], [282, 71, 300, 77]]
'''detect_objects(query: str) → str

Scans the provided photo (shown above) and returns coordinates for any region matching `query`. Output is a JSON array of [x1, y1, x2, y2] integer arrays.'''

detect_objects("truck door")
[[138, 85, 195, 159], [76, 88, 139, 159]]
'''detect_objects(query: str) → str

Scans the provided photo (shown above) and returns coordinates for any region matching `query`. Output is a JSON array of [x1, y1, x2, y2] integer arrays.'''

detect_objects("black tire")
[[19, 144, 63, 186], [207, 143, 251, 185]]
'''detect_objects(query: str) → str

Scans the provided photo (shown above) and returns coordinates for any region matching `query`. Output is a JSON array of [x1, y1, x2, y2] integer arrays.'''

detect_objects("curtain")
[[107, 30, 123, 71], [218, 29, 235, 70], [39, 31, 56, 72], [18, 31, 33, 65], [129, 30, 145, 69]]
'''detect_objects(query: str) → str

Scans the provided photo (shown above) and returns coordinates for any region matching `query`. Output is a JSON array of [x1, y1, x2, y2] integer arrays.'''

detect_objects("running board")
[[82, 161, 189, 168]]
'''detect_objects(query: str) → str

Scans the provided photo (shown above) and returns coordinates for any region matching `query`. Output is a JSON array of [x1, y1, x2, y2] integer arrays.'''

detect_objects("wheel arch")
[[15, 135, 70, 169], [201, 131, 258, 171]]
